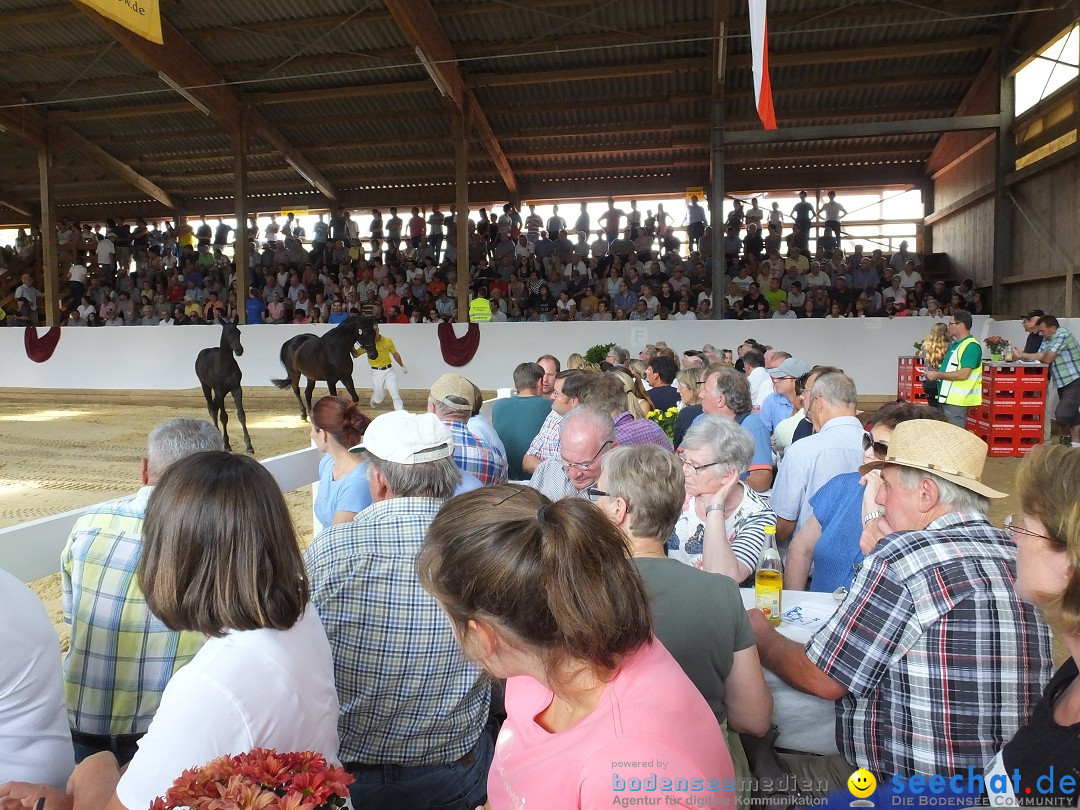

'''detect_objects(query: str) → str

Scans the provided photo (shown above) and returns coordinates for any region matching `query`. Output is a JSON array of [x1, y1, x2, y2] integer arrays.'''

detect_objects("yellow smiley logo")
[[848, 769, 877, 798]]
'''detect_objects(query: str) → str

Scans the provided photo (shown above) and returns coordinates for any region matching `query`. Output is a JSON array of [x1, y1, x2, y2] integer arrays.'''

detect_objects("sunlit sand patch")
[[248, 414, 308, 430], [0, 409, 92, 422], [0, 480, 43, 496]]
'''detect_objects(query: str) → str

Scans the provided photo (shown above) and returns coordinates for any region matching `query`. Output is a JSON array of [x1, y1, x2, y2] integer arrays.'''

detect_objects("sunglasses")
[[862, 432, 889, 457]]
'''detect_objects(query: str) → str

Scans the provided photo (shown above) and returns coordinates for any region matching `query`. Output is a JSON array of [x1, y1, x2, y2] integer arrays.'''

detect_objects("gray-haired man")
[[62, 418, 223, 765]]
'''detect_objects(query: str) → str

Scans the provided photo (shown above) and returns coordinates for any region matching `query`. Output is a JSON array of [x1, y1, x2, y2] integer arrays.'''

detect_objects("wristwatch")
[[862, 509, 884, 526], [705, 503, 726, 516]]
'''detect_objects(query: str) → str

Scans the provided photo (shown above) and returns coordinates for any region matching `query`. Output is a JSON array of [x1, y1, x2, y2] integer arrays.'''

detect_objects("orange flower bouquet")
[[150, 749, 352, 810]]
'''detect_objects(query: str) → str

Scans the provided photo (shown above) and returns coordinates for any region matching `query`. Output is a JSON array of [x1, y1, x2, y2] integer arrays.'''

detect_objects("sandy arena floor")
[[1, 388, 1024, 650], [0, 387, 434, 648]]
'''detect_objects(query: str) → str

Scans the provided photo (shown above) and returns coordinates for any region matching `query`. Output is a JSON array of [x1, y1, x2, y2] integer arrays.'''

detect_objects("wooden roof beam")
[[383, 0, 518, 196], [728, 35, 998, 69], [469, 58, 707, 88], [0, 82, 177, 208], [72, 2, 340, 202]]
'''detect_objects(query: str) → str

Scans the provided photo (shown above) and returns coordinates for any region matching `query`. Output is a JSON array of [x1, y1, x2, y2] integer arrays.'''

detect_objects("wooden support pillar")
[[38, 140, 60, 326], [919, 179, 934, 255], [454, 111, 470, 324], [232, 114, 250, 324], [992, 48, 1015, 314], [709, 100, 725, 319]]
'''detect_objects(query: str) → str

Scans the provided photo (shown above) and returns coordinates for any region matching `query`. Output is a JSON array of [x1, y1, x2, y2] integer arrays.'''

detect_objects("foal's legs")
[[201, 384, 218, 428], [230, 386, 255, 454]]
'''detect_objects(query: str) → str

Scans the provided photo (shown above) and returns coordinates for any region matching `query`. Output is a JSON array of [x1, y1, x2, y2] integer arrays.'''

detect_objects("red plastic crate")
[[981, 385, 1046, 409], [985, 431, 1042, 457]]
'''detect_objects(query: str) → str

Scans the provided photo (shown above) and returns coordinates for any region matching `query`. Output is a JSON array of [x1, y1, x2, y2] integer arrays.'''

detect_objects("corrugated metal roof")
[[0, 0, 1024, 217]]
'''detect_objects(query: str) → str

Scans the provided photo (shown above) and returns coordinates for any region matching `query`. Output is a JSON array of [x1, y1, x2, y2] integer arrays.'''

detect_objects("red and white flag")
[[748, 0, 777, 130]]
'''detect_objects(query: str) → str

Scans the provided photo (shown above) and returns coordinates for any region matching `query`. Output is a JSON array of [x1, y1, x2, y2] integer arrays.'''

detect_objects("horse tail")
[[272, 337, 297, 388]]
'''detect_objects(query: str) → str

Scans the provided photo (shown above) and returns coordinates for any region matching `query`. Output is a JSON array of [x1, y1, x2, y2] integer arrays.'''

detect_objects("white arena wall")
[[0, 316, 1066, 398]]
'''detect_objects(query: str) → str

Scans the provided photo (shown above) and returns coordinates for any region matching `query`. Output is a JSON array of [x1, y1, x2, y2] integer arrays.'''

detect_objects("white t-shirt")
[[116, 608, 340, 809], [0, 568, 75, 789], [95, 238, 115, 264], [69, 263, 88, 284]]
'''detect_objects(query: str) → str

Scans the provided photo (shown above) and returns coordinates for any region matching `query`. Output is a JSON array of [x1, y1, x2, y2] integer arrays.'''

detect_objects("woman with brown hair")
[[418, 486, 733, 809], [310, 395, 372, 527], [988, 444, 1080, 800], [9, 453, 341, 810]]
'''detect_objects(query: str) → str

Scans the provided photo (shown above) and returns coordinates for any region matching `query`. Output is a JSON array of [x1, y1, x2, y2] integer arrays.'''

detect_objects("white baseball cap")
[[349, 411, 453, 464]]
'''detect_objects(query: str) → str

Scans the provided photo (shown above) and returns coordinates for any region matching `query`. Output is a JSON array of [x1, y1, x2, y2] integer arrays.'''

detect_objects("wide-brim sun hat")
[[859, 420, 1006, 499]]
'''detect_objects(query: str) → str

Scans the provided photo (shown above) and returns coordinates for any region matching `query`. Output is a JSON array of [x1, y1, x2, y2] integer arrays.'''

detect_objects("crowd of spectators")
[[0, 192, 967, 328], [3, 329, 1073, 807]]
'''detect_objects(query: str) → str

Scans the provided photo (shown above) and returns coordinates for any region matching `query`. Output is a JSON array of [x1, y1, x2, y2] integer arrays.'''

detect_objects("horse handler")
[[354, 323, 406, 411]]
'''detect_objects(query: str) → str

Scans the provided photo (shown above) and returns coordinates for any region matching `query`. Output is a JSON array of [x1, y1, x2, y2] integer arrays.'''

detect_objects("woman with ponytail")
[[418, 486, 734, 809], [988, 444, 1080, 801], [310, 395, 372, 527]]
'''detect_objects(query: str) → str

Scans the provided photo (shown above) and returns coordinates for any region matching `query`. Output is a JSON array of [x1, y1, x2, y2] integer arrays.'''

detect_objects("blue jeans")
[[346, 720, 495, 810]]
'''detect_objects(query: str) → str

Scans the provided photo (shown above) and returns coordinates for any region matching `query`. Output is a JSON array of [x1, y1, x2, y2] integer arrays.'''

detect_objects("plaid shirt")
[[1042, 326, 1080, 388], [806, 512, 1052, 778], [525, 408, 562, 461], [61, 487, 205, 735], [443, 418, 507, 486], [613, 411, 673, 450], [305, 497, 490, 765]]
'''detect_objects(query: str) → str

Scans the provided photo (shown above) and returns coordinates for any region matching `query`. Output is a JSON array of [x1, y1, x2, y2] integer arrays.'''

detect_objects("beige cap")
[[429, 372, 476, 412]]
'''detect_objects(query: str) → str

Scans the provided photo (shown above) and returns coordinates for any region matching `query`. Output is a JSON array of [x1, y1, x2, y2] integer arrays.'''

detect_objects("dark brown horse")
[[272, 315, 378, 421], [195, 317, 254, 453]]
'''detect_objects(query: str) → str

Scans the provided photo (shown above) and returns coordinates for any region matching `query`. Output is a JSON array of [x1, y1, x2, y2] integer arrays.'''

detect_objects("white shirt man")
[[897, 261, 923, 292]]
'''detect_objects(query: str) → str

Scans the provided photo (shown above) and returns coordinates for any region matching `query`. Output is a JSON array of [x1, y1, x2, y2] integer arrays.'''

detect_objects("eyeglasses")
[[585, 487, 609, 498], [560, 440, 612, 472], [1003, 513, 1056, 543], [677, 452, 721, 474], [862, 432, 890, 458]]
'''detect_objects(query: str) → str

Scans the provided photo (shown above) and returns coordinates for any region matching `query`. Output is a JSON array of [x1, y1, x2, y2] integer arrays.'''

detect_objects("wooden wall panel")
[[934, 199, 996, 288], [934, 139, 994, 207]]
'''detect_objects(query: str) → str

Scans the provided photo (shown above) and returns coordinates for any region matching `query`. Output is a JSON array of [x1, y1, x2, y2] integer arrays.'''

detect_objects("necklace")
[[632, 550, 667, 559], [333, 457, 360, 479]]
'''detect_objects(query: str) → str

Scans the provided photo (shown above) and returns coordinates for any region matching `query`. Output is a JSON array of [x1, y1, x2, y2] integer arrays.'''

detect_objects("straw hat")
[[859, 420, 1006, 499]]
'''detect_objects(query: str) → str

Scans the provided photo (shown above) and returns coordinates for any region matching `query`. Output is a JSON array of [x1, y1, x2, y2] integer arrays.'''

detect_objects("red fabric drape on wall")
[[437, 322, 480, 367], [24, 326, 61, 363]]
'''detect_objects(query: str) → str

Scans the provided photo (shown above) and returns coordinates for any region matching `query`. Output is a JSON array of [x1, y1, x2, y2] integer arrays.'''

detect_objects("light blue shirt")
[[771, 415, 865, 532], [314, 455, 373, 529], [759, 392, 795, 436]]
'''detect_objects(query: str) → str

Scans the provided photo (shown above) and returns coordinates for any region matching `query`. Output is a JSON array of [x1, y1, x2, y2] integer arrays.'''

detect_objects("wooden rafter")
[[383, 0, 518, 196], [71, 1, 340, 202]]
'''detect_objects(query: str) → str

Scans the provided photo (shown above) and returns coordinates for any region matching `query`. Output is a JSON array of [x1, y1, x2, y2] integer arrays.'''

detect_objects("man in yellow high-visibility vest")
[[924, 309, 982, 428], [469, 288, 492, 322]]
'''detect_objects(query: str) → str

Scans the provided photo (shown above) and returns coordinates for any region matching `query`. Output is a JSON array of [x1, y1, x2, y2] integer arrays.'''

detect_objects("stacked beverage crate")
[[966, 362, 1049, 457]]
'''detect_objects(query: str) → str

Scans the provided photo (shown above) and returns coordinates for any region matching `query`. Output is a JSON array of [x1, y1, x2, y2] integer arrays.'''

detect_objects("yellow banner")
[[75, 0, 164, 45], [685, 186, 704, 202]]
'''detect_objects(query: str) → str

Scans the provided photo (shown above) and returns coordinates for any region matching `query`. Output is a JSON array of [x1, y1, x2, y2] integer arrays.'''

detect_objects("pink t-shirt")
[[488, 640, 734, 809]]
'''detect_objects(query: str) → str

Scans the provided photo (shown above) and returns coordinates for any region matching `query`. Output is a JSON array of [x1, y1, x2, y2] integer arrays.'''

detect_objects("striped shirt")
[[443, 419, 508, 486], [528, 458, 596, 502], [305, 497, 490, 765], [61, 487, 205, 735], [805, 512, 1052, 778], [1042, 326, 1080, 388]]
